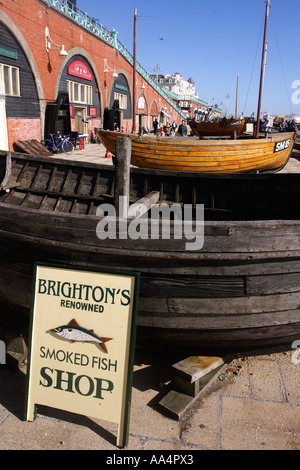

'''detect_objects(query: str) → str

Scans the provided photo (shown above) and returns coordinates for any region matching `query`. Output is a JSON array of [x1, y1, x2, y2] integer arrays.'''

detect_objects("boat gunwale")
[[3, 149, 300, 179], [99, 129, 295, 147]]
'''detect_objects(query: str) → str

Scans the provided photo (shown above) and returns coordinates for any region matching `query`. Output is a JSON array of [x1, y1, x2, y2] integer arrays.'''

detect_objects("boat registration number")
[[274, 138, 291, 152]]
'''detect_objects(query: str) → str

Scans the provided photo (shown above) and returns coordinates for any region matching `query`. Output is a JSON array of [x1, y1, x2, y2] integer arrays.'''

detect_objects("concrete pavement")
[[0, 347, 299, 450], [0, 138, 300, 452], [67, 141, 113, 164]]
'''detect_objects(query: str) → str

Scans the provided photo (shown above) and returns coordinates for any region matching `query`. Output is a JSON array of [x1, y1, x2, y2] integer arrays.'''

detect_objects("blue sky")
[[77, 0, 300, 117]]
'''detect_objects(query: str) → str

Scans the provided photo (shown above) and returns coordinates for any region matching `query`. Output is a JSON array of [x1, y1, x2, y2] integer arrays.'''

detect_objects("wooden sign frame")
[[24, 263, 140, 448]]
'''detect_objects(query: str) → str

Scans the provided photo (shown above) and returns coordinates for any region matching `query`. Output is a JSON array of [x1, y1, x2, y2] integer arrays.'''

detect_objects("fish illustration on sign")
[[49, 319, 112, 353]]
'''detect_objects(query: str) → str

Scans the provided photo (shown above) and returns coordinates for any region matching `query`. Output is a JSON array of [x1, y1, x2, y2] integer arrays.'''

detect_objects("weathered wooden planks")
[[13, 140, 53, 157], [2, 152, 300, 220], [0, 151, 300, 353]]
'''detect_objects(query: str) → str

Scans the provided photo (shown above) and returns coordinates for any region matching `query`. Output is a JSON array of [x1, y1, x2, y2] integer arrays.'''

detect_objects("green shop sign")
[[0, 46, 18, 60], [115, 83, 128, 92]]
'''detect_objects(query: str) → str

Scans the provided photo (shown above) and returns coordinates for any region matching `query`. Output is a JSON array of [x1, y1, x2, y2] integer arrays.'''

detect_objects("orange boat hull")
[[98, 130, 295, 173], [191, 118, 246, 137]]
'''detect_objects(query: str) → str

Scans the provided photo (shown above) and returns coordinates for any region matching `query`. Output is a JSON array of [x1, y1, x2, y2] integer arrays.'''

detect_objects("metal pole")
[[132, 8, 137, 134], [255, 0, 270, 138], [235, 74, 239, 119]]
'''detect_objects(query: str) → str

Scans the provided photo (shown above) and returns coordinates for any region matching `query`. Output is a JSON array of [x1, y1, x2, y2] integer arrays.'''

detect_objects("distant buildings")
[[152, 72, 198, 98], [150, 72, 223, 121]]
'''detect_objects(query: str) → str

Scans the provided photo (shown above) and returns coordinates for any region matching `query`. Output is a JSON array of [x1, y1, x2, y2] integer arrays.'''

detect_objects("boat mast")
[[255, 0, 270, 138], [235, 73, 239, 119], [132, 8, 137, 134]]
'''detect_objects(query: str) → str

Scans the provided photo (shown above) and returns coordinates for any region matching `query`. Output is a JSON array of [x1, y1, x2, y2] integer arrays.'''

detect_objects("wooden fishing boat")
[[189, 117, 246, 137], [0, 149, 300, 354], [98, 129, 295, 173]]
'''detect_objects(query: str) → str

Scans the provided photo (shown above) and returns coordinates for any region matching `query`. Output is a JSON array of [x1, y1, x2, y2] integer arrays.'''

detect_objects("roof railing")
[[43, 0, 189, 118]]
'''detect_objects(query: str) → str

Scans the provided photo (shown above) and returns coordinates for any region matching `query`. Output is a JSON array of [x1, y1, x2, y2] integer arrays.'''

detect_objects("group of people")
[[152, 119, 188, 137], [277, 119, 298, 133], [259, 116, 298, 134]]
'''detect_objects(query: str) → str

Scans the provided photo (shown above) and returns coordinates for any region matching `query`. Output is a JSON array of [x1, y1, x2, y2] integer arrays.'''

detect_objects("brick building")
[[0, 0, 186, 150]]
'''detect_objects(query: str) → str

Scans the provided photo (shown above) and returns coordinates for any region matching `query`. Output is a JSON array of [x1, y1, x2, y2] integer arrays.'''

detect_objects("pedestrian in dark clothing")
[[178, 120, 187, 136], [153, 118, 158, 135]]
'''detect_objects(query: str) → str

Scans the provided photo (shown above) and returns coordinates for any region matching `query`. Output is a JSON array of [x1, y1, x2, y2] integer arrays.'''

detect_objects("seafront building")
[[150, 71, 222, 122], [0, 0, 223, 150]]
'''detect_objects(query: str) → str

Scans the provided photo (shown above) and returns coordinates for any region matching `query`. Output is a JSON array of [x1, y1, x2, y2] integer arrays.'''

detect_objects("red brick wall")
[[1, 0, 184, 148], [7, 118, 41, 150]]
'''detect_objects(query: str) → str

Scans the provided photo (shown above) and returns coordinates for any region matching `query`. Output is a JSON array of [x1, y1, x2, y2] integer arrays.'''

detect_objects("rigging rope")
[[242, 18, 264, 116], [270, 9, 293, 114], [138, 2, 265, 18], [267, 50, 272, 116]]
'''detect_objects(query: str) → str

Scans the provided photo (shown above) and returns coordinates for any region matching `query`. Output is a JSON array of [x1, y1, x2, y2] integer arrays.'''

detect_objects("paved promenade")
[[0, 137, 300, 452], [0, 347, 299, 451]]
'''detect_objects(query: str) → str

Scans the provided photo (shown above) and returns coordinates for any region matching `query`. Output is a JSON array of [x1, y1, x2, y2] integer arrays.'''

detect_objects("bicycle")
[[42, 133, 74, 155]]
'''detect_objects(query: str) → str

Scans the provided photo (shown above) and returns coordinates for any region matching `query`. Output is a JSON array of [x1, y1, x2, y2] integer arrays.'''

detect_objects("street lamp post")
[[153, 64, 161, 84], [225, 94, 230, 117]]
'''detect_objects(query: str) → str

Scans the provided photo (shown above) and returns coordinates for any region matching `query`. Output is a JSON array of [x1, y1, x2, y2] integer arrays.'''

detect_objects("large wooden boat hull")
[[98, 130, 295, 173], [0, 151, 300, 353], [190, 118, 246, 137]]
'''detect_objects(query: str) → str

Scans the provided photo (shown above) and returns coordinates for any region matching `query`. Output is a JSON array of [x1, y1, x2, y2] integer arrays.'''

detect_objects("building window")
[[114, 92, 127, 109], [67, 80, 93, 104], [0, 63, 20, 96]]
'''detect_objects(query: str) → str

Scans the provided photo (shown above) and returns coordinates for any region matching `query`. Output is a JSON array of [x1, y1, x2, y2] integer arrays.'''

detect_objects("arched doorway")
[[46, 54, 101, 143], [137, 93, 148, 135], [0, 11, 43, 149], [108, 73, 131, 132]]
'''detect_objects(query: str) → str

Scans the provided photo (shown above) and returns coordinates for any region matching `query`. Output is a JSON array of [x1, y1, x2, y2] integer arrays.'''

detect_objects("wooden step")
[[158, 355, 231, 419]]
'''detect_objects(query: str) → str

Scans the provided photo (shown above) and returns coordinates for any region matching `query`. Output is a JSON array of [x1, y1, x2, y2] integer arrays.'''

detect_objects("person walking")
[[164, 121, 172, 136], [153, 118, 158, 135], [178, 120, 187, 136]]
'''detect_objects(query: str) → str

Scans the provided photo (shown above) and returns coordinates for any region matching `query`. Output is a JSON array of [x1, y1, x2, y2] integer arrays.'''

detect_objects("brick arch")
[[0, 10, 45, 133], [108, 71, 132, 119], [150, 99, 159, 117], [137, 92, 149, 115], [114, 69, 132, 99], [55, 47, 104, 118]]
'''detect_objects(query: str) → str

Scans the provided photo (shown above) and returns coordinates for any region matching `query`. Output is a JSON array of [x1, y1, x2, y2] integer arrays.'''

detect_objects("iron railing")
[[43, 0, 192, 118]]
